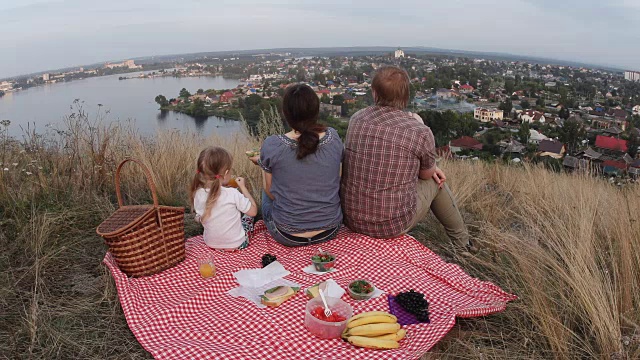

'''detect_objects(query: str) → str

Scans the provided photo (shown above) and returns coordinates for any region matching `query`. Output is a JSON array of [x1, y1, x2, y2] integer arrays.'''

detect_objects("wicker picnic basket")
[[97, 159, 185, 277]]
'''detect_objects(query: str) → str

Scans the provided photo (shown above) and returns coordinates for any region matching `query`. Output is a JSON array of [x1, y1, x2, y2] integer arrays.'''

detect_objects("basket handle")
[[115, 158, 159, 208]]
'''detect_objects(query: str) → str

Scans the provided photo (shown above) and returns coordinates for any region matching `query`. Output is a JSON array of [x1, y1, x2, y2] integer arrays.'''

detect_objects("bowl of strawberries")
[[304, 297, 352, 339]]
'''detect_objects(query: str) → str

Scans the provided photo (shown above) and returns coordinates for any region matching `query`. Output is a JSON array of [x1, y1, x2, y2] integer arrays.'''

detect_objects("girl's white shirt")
[[194, 187, 252, 249]]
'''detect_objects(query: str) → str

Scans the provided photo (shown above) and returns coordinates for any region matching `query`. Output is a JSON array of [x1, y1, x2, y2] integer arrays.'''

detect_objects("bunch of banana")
[[342, 311, 406, 350]]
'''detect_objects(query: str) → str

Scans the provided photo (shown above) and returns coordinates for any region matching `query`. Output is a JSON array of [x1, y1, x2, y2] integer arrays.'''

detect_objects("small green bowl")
[[347, 280, 375, 300], [311, 255, 336, 272]]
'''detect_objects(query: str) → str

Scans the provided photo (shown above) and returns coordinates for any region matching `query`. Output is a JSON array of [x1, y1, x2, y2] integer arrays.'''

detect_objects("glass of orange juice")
[[197, 253, 216, 278]]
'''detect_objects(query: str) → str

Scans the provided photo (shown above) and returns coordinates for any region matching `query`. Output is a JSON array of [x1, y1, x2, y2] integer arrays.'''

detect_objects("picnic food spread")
[[261, 285, 299, 307], [104, 224, 518, 359], [341, 311, 405, 350]]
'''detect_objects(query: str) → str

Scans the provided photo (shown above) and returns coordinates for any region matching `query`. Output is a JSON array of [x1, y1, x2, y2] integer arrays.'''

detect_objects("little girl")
[[190, 146, 258, 251]]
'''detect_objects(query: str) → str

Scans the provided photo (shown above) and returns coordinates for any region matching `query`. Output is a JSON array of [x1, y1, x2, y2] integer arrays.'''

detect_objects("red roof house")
[[316, 89, 331, 97], [602, 160, 628, 170], [595, 135, 628, 153], [220, 91, 235, 103], [450, 136, 483, 152], [459, 84, 475, 93]]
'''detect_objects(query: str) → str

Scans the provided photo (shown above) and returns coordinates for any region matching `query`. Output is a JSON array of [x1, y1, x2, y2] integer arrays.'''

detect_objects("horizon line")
[[2, 45, 630, 81]]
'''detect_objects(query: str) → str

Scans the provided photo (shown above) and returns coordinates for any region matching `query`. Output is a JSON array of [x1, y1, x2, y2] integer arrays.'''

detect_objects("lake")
[[0, 72, 243, 137]]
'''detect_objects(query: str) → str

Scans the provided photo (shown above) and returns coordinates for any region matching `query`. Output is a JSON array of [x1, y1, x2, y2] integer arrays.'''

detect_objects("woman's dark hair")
[[282, 84, 326, 159]]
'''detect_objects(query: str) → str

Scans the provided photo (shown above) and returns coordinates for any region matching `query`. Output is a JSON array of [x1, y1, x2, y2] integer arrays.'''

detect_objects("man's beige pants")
[[403, 179, 469, 248]]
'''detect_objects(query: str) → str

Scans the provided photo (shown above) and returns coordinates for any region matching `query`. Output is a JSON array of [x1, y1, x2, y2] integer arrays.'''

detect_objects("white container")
[[304, 297, 353, 339]]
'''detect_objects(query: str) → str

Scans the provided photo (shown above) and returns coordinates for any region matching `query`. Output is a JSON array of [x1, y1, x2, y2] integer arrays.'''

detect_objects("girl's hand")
[[235, 177, 247, 189], [248, 155, 260, 165]]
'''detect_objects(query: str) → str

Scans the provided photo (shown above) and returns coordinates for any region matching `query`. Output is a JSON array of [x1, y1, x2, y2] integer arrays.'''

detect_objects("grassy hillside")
[[1, 110, 638, 359]]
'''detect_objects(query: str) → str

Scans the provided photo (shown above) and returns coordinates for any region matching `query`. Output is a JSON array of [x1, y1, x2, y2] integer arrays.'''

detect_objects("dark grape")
[[395, 289, 430, 323], [261, 254, 277, 268]]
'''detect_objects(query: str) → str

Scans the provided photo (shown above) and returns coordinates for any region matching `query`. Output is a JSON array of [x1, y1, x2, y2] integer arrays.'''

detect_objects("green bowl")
[[311, 255, 336, 272], [347, 280, 375, 300]]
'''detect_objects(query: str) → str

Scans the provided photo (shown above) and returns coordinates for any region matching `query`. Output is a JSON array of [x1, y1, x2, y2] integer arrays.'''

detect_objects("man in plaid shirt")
[[341, 66, 471, 250]]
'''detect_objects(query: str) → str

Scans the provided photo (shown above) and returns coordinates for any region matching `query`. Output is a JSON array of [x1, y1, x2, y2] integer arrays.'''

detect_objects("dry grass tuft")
[[1, 108, 638, 359]]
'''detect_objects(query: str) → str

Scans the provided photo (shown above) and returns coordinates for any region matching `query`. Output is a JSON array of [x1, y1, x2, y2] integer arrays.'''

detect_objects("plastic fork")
[[319, 288, 332, 317]]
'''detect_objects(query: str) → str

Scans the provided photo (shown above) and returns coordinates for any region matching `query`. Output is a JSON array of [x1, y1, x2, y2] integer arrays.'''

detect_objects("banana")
[[348, 311, 395, 322], [373, 329, 407, 341], [347, 314, 398, 329], [347, 322, 401, 337], [347, 336, 399, 350]]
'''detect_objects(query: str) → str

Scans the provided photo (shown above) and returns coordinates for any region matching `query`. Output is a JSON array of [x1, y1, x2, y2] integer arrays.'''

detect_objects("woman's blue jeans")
[[261, 192, 340, 247]]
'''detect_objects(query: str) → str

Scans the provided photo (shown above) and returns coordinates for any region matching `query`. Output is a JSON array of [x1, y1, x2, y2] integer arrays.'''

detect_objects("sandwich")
[[305, 281, 327, 299], [260, 286, 299, 307]]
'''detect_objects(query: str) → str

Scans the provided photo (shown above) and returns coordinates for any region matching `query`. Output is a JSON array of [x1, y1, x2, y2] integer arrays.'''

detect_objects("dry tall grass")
[[1, 107, 638, 359]]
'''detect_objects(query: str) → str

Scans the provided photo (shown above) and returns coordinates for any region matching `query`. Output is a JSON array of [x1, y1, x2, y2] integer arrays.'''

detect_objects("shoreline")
[[7, 70, 243, 93], [160, 107, 242, 121]]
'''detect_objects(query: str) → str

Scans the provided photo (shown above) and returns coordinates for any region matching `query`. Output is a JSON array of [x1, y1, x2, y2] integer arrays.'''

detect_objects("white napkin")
[[302, 264, 336, 275], [305, 278, 345, 299], [368, 287, 385, 300], [323, 279, 346, 299], [233, 261, 289, 288], [228, 279, 301, 308]]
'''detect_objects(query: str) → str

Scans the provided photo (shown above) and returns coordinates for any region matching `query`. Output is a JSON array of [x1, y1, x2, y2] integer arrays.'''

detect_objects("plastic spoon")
[[319, 288, 332, 317]]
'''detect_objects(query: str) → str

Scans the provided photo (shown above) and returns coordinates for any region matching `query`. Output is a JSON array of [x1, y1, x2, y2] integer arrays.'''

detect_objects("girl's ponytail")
[[189, 147, 233, 221]]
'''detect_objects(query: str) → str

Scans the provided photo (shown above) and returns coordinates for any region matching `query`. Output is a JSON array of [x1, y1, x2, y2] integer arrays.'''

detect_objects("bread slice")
[[305, 281, 327, 299], [260, 286, 299, 307]]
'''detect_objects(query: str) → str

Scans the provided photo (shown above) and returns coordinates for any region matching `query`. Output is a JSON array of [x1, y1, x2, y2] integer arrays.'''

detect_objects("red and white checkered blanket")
[[104, 221, 516, 360]]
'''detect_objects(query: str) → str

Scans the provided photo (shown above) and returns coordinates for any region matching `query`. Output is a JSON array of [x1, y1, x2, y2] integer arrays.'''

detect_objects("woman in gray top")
[[253, 84, 343, 247]]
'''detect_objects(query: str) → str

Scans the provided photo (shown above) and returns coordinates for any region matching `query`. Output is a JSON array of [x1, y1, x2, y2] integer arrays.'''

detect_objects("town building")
[[319, 103, 341, 117], [538, 140, 566, 159], [624, 70, 640, 82], [459, 84, 474, 93], [0, 81, 13, 92], [474, 107, 504, 123], [595, 135, 628, 154], [520, 110, 546, 123], [220, 91, 235, 103], [449, 136, 483, 153], [436, 88, 456, 99], [105, 60, 140, 69], [529, 129, 549, 144], [394, 48, 405, 58], [632, 105, 640, 116], [42, 73, 50, 81]]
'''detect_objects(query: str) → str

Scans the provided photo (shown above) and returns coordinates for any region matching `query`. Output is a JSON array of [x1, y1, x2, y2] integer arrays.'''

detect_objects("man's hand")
[[248, 155, 260, 165], [432, 167, 446, 189]]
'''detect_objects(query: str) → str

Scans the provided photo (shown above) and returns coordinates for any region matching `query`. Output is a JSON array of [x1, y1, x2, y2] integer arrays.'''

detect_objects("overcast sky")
[[1, 0, 639, 78]]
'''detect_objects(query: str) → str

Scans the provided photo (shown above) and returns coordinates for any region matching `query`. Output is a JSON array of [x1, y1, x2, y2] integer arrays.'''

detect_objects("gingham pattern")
[[342, 106, 437, 238], [104, 221, 516, 360]]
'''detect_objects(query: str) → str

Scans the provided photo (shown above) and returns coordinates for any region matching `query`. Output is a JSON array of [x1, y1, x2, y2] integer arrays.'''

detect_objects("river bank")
[[159, 103, 242, 121]]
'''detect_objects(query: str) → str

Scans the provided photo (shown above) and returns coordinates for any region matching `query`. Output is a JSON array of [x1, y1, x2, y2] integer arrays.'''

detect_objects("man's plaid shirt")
[[341, 106, 436, 238]]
